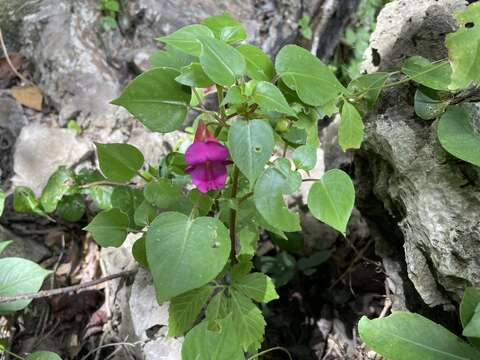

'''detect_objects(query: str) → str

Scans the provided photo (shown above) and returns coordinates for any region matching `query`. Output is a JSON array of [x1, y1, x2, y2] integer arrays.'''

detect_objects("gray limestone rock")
[[0, 225, 50, 262], [12, 124, 92, 196], [356, 0, 480, 307]]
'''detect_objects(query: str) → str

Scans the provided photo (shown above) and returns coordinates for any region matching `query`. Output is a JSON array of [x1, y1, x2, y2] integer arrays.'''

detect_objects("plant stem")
[[229, 166, 240, 262], [247, 346, 293, 360], [0, 269, 137, 304], [216, 84, 226, 121], [79, 180, 125, 189]]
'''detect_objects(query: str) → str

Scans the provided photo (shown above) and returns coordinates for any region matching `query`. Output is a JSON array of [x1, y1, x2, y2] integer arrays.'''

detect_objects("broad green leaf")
[[156, 24, 214, 56], [347, 72, 389, 113], [232, 272, 278, 303], [13, 187, 43, 215], [437, 106, 480, 167], [182, 315, 244, 360], [358, 312, 480, 360], [111, 68, 191, 133], [175, 63, 214, 88], [77, 169, 113, 210], [339, 102, 364, 151], [133, 200, 157, 227], [205, 291, 229, 323], [402, 56, 452, 91], [0, 240, 12, 255], [229, 289, 266, 351], [275, 45, 345, 108], [237, 44, 274, 81], [96, 143, 144, 183], [187, 189, 213, 216], [146, 212, 230, 303], [201, 13, 246, 44], [25, 352, 62, 360], [57, 194, 86, 222], [40, 166, 76, 213], [228, 120, 274, 184], [84, 208, 129, 247], [446, 3, 480, 89], [132, 235, 148, 268], [0, 257, 50, 315], [464, 304, 480, 338], [144, 179, 182, 209], [198, 36, 246, 86], [168, 285, 214, 336], [254, 158, 302, 232], [149, 45, 195, 70], [307, 169, 354, 235], [461, 288, 480, 346], [292, 144, 317, 171], [253, 81, 296, 117], [414, 89, 449, 120], [111, 186, 144, 226], [0, 190, 5, 217]]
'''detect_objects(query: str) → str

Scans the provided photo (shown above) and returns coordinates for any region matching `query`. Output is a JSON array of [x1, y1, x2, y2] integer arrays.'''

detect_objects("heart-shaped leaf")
[[307, 169, 354, 235], [292, 144, 317, 171], [228, 120, 274, 184], [156, 24, 214, 56], [146, 212, 230, 303], [414, 89, 449, 120], [84, 208, 129, 247], [437, 106, 480, 167], [339, 102, 364, 151], [201, 13, 246, 44], [40, 166, 76, 213], [402, 56, 452, 91], [253, 81, 296, 117], [96, 143, 144, 183], [111, 68, 191, 133]]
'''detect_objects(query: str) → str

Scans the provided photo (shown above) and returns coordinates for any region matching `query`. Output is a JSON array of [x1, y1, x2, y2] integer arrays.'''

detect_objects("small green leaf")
[[57, 194, 86, 222], [111, 68, 191, 133], [307, 169, 355, 235], [254, 158, 302, 232], [132, 235, 148, 268], [25, 352, 62, 360], [275, 45, 345, 108], [156, 24, 214, 56], [40, 166, 76, 213], [460, 287, 480, 347], [222, 85, 246, 105], [100, 16, 117, 31], [464, 304, 480, 338], [0, 240, 12, 255], [446, 3, 480, 89], [232, 272, 278, 303], [168, 285, 214, 336], [84, 208, 129, 247], [437, 106, 480, 167], [96, 143, 144, 183], [175, 63, 214, 88], [198, 36, 246, 86], [201, 13, 246, 44], [13, 187, 43, 215], [228, 120, 275, 184], [111, 186, 144, 228], [182, 315, 244, 360], [237, 44, 274, 81], [292, 144, 317, 171], [253, 81, 296, 117], [187, 189, 213, 216], [347, 72, 389, 113], [146, 212, 230, 303], [402, 56, 452, 91], [414, 89, 449, 120], [0, 190, 5, 217], [229, 289, 266, 351], [205, 291, 229, 323], [144, 179, 182, 209], [339, 102, 364, 151], [133, 200, 157, 227], [0, 258, 50, 314], [358, 312, 480, 360], [149, 46, 195, 70]]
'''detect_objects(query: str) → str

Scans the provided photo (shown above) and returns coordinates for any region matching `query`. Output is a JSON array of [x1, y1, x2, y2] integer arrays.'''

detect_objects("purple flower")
[[185, 121, 232, 193]]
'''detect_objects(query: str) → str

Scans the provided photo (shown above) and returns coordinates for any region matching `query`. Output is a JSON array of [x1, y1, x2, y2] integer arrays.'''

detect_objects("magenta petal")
[[184, 141, 229, 166], [188, 161, 228, 193]]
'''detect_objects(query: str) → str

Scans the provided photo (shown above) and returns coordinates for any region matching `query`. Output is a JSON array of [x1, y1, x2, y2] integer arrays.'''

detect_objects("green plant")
[[1, 3, 479, 358], [359, 287, 480, 359], [298, 15, 313, 40], [99, 0, 120, 31]]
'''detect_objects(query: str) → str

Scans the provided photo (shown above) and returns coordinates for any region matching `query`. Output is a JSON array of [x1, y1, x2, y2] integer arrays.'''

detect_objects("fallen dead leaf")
[[0, 53, 22, 88], [11, 85, 43, 111]]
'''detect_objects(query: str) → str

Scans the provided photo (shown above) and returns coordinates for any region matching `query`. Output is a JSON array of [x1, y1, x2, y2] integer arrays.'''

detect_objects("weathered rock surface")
[[356, 0, 480, 307], [12, 124, 92, 196], [0, 225, 50, 262]]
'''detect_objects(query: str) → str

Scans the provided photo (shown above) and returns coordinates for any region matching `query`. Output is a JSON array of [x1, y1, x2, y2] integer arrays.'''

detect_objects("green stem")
[[79, 180, 125, 189], [247, 346, 293, 360], [192, 87, 204, 106], [137, 171, 151, 182], [216, 84, 226, 121], [229, 166, 240, 262]]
